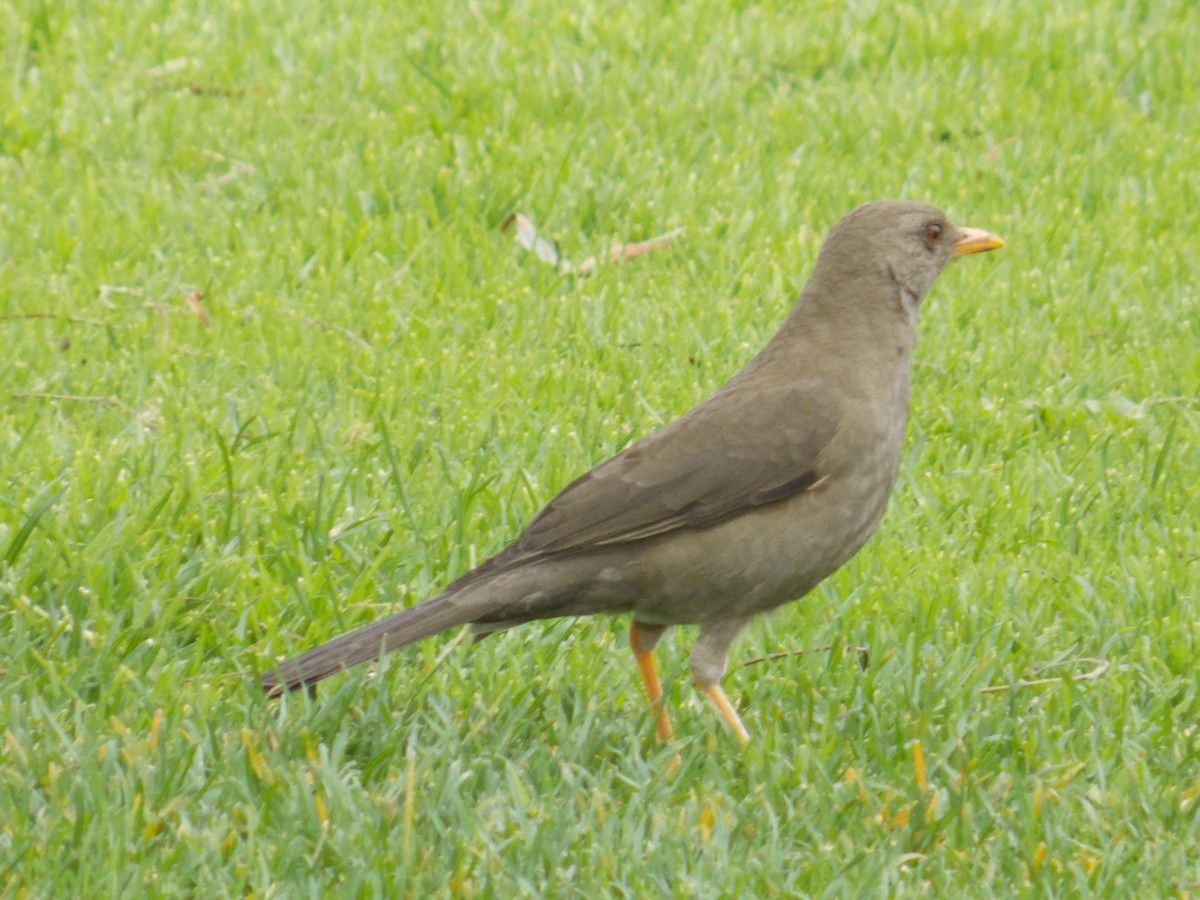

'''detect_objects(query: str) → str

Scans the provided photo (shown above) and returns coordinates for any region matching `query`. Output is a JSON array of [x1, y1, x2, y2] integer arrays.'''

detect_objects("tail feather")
[[261, 591, 472, 696]]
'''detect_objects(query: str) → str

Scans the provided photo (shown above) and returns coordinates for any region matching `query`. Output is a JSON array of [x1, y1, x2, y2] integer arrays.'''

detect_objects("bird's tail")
[[261, 589, 474, 696]]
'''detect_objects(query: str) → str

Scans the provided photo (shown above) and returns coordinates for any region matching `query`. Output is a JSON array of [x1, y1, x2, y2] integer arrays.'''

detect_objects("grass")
[[2, 0, 1199, 894]]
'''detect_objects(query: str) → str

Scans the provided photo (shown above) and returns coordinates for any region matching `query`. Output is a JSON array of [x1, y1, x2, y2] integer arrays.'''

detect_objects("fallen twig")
[[740, 644, 1110, 696], [576, 229, 685, 276], [500, 212, 683, 276], [742, 644, 870, 671]]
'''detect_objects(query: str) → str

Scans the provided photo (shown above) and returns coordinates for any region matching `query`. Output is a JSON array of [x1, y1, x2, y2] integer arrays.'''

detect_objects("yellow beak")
[[952, 227, 1006, 258]]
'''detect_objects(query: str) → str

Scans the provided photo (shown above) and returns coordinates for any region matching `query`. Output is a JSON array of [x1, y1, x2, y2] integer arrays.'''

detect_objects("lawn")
[[2, 0, 1199, 894]]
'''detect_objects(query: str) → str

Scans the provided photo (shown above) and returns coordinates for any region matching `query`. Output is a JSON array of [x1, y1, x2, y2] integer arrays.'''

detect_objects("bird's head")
[[813, 201, 1005, 319]]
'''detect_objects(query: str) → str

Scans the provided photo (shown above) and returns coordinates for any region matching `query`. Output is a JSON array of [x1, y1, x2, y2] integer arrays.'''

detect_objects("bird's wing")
[[508, 375, 841, 557]]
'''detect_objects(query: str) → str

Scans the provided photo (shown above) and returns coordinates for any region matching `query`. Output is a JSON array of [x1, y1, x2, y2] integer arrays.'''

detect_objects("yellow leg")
[[697, 682, 751, 746], [630, 623, 673, 741]]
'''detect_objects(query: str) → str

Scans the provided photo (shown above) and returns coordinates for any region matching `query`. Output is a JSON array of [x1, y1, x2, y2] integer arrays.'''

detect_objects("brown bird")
[[262, 201, 1004, 744]]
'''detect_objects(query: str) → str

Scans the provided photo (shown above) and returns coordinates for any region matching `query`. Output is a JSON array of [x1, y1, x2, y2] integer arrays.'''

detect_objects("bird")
[[262, 200, 1004, 745]]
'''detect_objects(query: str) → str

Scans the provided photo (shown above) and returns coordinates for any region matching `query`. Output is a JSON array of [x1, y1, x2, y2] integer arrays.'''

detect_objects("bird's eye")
[[924, 223, 943, 242]]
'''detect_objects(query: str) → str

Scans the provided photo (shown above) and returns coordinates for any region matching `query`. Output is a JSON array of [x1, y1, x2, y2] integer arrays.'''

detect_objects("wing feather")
[[510, 376, 840, 556]]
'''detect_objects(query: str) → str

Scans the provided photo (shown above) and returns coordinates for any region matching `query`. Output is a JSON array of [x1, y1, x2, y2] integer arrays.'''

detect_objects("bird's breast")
[[632, 417, 907, 626], [628, 362, 914, 627]]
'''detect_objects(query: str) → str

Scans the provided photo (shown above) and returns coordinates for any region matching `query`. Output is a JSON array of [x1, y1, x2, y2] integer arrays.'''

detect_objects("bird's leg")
[[691, 619, 751, 745], [696, 682, 750, 746], [629, 621, 672, 741]]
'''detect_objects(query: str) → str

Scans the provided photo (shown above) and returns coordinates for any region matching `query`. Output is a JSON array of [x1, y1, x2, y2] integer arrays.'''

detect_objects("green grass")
[[2, 0, 1199, 894]]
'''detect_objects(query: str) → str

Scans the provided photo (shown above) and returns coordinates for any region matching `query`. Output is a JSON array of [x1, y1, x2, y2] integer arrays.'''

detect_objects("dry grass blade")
[[429, 628, 469, 672], [979, 657, 1110, 695], [278, 309, 373, 349], [0, 313, 106, 326], [184, 290, 211, 327], [11, 392, 158, 428]]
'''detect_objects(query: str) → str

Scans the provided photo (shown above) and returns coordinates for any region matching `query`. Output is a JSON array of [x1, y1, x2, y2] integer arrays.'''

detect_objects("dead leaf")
[[501, 213, 570, 270]]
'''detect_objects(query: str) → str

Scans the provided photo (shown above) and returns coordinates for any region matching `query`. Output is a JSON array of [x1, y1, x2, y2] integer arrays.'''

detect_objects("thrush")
[[262, 201, 1004, 744]]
